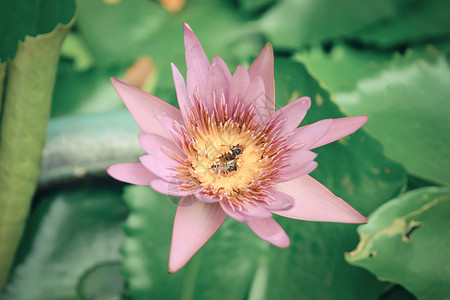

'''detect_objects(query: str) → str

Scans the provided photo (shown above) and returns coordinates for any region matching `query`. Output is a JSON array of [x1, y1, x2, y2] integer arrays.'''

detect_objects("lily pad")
[[334, 47, 450, 185], [255, 0, 410, 49], [294, 44, 390, 92], [346, 187, 450, 300], [350, 0, 450, 48], [0, 185, 128, 300]]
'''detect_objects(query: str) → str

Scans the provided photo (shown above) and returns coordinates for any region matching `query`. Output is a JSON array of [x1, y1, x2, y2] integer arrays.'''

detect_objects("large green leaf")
[[294, 44, 390, 92], [0, 62, 6, 114], [254, 0, 409, 49], [0, 15, 74, 288], [76, 0, 259, 70], [51, 61, 125, 117], [334, 48, 450, 185], [120, 57, 407, 299], [0, 0, 76, 60], [350, 0, 450, 48], [346, 187, 450, 300], [0, 185, 128, 300]]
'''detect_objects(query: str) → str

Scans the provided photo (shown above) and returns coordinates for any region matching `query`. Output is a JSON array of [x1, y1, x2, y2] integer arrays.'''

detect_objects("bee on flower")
[[108, 23, 368, 273]]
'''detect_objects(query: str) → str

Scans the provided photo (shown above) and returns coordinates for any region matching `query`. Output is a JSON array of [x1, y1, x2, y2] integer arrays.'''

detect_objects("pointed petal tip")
[[183, 22, 192, 31]]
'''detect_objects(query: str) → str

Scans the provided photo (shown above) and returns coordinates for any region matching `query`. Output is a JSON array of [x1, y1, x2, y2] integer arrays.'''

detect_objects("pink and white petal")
[[206, 63, 229, 111], [241, 202, 273, 218], [111, 78, 182, 138], [150, 179, 195, 196], [107, 162, 158, 186], [212, 56, 232, 82], [171, 63, 190, 121], [228, 65, 250, 113], [278, 161, 318, 183], [277, 149, 317, 182], [243, 77, 267, 121], [186, 44, 210, 101], [139, 133, 185, 159], [219, 201, 249, 222], [246, 217, 290, 248], [289, 119, 333, 149], [268, 97, 311, 136], [275, 175, 368, 224], [262, 190, 294, 211], [311, 116, 368, 149], [248, 43, 275, 115], [184, 23, 205, 56], [140, 155, 178, 181], [196, 193, 220, 203], [169, 196, 227, 272]]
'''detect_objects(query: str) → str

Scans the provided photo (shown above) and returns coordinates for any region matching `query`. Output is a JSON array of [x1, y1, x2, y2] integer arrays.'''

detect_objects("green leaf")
[[0, 15, 74, 288], [294, 44, 390, 92], [0, 62, 6, 114], [346, 187, 450, 300], [0, 0, 76, 60], [75, 0, 258, 69], [334, 47, 450, 185], [1, 185, 128, 299], [350, 0, 450, 48], [40, 111, 142, 186], [120, 57, 406, 300], [255, 0, 410, 49], [51, 63, 125, 117]]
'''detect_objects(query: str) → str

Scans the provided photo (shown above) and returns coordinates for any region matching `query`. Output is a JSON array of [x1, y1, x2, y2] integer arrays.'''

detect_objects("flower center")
[[189, 121, 269, 197], [175, 100, 289, 203]]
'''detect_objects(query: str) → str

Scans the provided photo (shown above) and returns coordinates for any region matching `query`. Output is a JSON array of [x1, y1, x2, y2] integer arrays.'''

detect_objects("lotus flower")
[[108, 23, 368, 273]]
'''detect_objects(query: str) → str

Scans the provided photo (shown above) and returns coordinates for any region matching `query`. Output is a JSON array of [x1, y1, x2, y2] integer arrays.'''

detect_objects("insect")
[[211, 144, 243, 175], [230, 144, 242, 156]]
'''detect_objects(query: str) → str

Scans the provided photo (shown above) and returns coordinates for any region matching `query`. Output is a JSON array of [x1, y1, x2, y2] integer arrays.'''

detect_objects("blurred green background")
[[0, 0, 449, 299]]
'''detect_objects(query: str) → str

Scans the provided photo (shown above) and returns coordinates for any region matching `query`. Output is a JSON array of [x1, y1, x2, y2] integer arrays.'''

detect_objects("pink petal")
[[150, 179, 194, 196], [107, 162, 158, 185], [246, 217, 290, 248], [228, 65, 250, 114], [184, 23, 205, 57], [111, 78, 182, 138], [184, 24, 210, 101], [139, 133, 184, 181], [186, 44, 210, 103], [268, 97, 311, 136], [263, 190, 294, 211], [275, 175, 368, 224], [196, 193, 220, 203], [243, 77, 267, 121], [140, 155, 178, 181], [289, 119, 333, 149], [212, 56, 232, 82], [171, 63, 190, 121], [241, 202, 272, 218], [206, 63, 229, 111], [311, 116, 368, 149], [169, 196, 227, 272], [219, 201, 249, 222], [139, 133, 185, 159], [248, 43, 275, 115], [278, 149, 318, 182]]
